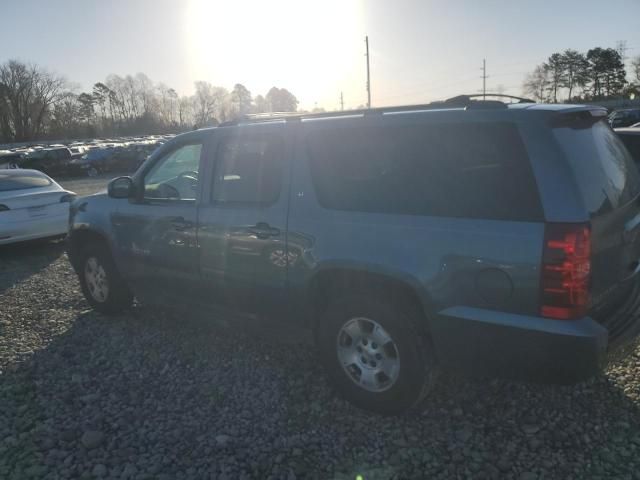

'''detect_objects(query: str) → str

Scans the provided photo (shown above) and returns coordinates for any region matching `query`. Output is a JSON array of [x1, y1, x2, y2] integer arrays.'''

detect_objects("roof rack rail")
[[217, 94, 537, 127], [217, 104, 446, 126], [445, 93, 535, 104]]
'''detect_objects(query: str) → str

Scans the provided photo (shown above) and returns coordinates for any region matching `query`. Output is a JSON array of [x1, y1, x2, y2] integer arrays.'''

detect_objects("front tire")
[[316, 293, 437, 415], [78, 243, 133, 314]]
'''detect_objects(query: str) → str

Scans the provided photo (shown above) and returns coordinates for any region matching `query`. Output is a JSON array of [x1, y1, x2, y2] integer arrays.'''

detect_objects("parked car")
[[609, 108, 640, 128], [0, 169, 76, 245], [68, 98, 640, 414], [16, 147, 79, 177], [616, 127, 640, 164], [0, 152, 25, 169], [68, 148, 115, 176], [69, 147, 148, 176]]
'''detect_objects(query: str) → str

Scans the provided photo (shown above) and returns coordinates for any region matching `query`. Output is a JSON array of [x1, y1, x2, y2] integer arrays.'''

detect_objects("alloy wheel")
[[336, 317, 401, 392]]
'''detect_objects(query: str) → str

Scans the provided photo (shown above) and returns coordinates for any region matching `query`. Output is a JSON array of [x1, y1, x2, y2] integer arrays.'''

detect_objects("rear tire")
[[316, 293, 437, 415], [78, 242, 133, 314]]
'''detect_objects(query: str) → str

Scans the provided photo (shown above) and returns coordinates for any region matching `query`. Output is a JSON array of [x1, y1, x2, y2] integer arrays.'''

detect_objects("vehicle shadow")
[[2, 305, 640, 479], [0, 238, 67, 295]]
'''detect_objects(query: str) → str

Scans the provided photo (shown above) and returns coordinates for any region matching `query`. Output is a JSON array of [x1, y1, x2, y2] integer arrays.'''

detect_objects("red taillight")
[[540, 223, 591, 320]]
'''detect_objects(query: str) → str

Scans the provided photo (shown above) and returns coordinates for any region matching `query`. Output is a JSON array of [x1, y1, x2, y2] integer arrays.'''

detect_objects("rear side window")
[[0, 173, 52, 191], [306, 122, 543, 221], [554, 121, 640, 215]]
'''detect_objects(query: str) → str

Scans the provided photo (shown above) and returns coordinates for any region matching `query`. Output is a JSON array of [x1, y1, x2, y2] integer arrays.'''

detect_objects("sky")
[[1, 0, 639, 110]]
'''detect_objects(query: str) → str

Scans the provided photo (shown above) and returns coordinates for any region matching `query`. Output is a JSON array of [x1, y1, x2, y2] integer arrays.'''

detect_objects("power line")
[[365, 36, 371, 109]]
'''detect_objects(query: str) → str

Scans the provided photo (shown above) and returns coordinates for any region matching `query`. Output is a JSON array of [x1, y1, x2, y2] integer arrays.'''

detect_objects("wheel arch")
[[67, 227, 112, 272], [307, 265, 434, 332]]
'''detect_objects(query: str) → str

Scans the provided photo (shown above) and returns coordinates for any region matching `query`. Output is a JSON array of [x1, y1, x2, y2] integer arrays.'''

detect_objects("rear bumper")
[[430, 306, 616, 383]]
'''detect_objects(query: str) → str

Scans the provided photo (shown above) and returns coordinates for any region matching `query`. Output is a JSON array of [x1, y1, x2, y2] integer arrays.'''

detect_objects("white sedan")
[[0, 169, 76, 245]]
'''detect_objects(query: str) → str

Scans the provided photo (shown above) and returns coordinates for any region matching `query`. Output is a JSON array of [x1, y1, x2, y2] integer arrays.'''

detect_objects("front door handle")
[[248, 222, 280, 239], [169, 216, 194, 231]]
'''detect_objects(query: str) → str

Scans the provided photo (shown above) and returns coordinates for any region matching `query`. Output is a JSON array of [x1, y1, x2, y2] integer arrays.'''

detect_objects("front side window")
[[211, 134, 284, 205], [144, 143, 202, 200]]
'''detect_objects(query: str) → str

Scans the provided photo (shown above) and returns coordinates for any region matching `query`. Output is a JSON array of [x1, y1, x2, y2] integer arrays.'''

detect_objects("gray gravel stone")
[[215, 434, 231, 447], [81, 431, 105, 450], [2, 228, 640, 479], [92, 463, 107, 477]]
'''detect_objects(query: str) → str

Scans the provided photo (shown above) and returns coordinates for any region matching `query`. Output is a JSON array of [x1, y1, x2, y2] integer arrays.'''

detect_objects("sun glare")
[[186, 0, 364, 109]]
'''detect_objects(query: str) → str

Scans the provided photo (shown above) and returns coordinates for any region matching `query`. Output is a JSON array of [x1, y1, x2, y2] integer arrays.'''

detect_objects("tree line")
[[523, 47, 640, 103], [0, 59, 300, 143]]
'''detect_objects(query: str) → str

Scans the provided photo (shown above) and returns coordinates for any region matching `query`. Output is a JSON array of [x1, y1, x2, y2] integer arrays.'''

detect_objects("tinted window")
[[554, 121, 640, 215], [144, 143, 202, 200], [306, 122, 542, 221], [0, 173, 52, 191], [26, 151, 46, 160], [619, 133, 640, 164], [212, 134, 284, 205]]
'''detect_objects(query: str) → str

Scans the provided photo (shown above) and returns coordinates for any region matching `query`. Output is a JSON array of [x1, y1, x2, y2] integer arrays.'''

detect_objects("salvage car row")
[[0, 134, 173, 178]]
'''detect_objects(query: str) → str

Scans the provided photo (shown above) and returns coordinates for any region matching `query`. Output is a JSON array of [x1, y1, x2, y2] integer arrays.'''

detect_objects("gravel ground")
[[3, 178, 640, 479]]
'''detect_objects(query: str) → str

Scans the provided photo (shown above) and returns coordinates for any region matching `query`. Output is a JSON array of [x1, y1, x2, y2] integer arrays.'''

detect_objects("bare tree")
[[157, 84, 177, 127], [0, 60, 67, 142], [50, 92, 82, 138], [0, 59, 301, 140], [523, 65, 550, 102], [135, 73, 155, 115], [178, 95, 194, 128], [192, 81, 227, 126]]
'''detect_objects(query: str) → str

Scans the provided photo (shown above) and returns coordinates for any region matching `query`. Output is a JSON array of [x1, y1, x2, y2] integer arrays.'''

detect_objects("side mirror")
[[108, 176, 134, 199]]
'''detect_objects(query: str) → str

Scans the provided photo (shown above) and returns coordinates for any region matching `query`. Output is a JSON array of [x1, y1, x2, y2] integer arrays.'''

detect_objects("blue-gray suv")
[[68, 96, 640, 414]]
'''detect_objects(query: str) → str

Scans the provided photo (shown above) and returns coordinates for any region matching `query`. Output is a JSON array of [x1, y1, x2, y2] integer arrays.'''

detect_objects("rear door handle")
[[169, 216, 194, 231], [248, 222, 280, 239]]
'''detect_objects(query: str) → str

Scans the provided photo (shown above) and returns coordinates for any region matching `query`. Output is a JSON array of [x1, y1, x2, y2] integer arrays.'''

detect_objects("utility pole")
[[481, 58, 488, 100], [365, 36, 371, 108], [340, 91, 344, 111]]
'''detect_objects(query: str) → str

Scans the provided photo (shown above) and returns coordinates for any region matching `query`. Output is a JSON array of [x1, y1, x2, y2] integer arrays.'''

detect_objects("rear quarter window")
[[306, 121, 543, 221], [554, 121, 640, 215]]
